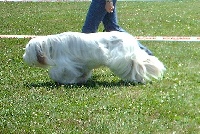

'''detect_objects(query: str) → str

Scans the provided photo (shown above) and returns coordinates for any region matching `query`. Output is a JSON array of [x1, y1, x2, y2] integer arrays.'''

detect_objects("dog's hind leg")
[[107, 54, 165, 84], [106, 57, 138, 82]]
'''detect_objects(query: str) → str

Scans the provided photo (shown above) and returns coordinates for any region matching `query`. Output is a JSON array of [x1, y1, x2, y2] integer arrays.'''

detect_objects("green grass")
[[0, 1, 200, 133]]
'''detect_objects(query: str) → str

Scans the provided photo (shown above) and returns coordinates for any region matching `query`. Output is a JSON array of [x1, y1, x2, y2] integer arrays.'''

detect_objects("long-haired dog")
[[23, 31, 166, 84]]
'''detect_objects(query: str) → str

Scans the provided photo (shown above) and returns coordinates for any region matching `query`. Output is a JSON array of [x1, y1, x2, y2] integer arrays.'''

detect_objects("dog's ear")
[[39, 38, 55, 66], [35, 41, 46, 65]]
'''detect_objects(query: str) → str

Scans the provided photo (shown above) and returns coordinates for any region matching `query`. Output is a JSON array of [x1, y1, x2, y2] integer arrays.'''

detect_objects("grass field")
[[0, 1, 199, 133]]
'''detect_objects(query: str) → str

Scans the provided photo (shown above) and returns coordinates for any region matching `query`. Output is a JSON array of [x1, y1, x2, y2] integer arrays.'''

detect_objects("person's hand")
[[105, 1, 114, 13]]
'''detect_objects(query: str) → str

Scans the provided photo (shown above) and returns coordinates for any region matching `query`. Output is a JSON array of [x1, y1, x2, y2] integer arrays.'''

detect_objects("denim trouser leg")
[[82, 0, 106, 33], [138, 41, 153, 55], [102, 0, 126, 32], [82, 0, 124, 33]]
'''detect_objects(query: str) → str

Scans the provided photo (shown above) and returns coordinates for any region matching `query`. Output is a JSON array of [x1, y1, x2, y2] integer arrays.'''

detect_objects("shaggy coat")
[[23, 31, 166, 84]]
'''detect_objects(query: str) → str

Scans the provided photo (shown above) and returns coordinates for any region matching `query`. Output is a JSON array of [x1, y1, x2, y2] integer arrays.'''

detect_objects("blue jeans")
[[82, 0, 153, 55]]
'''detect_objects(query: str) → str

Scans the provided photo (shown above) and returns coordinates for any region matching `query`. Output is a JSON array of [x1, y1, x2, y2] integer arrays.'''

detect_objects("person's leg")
[[138, 41, 153, 55], [82, 0, 107, 33], [102, 0, 125, 32]]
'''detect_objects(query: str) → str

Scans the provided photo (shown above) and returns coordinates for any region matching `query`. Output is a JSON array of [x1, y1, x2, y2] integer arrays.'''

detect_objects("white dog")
[[23, 31, 166, 84]]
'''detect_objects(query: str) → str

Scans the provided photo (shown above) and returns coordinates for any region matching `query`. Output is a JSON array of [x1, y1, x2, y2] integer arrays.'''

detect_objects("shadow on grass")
[[24, 79, 138, 90]]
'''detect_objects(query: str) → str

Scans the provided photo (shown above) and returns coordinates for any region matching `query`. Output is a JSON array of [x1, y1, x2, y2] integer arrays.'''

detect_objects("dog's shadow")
[[25, 79, 139, 90]]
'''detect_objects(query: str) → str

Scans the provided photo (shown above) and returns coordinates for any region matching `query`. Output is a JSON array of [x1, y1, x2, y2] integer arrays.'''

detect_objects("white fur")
[[23, 31, 166, 84]]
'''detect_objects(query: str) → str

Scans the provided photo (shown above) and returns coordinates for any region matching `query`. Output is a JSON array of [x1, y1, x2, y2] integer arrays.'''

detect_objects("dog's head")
[[23, 37, 54, 68]]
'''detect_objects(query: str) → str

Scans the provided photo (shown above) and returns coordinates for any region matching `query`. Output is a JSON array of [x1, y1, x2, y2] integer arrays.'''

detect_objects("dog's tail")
[[131, 50, 166, 83]]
